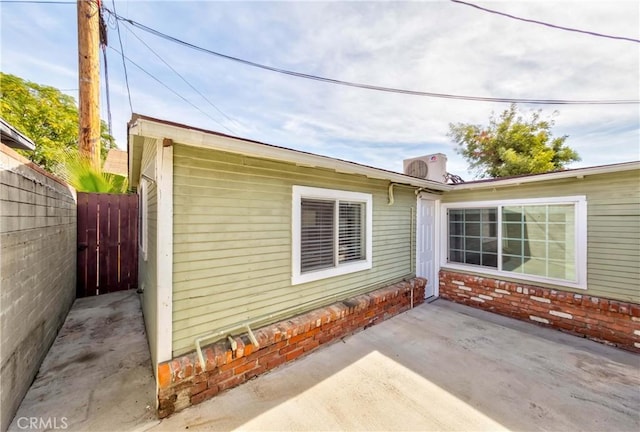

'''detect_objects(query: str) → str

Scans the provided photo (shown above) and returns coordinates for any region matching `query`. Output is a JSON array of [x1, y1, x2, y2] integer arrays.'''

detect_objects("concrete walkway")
[[10, 294, 640, 431], [9, 290, 156, 432]]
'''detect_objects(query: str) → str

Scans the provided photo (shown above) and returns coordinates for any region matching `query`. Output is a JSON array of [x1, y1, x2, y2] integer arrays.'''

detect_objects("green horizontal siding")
[[172, 144, 415, 356], [442, 170, 640, 303], [138, 141, 159, 368]]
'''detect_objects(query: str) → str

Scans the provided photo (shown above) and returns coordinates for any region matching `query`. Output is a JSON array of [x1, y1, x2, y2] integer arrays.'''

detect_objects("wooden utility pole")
[[77, 0, 101, 170]]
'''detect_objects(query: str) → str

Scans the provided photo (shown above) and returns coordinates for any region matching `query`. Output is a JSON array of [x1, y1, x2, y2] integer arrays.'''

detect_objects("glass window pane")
[[339, 202, 365, 263], [523, 258, 547, 277], [524, 206, 547, 223], [448, 208, 498, 269], [465, 252, 481, 265], [503, 207, 523, 223], [503, 239, 522, 256], [548, 261, 571, 279], [301, 199, 334, 272], [502, 204, 576, 281], [449, 210, 464, 222], [450, 236, 463, 250], [503, 254, 523, 272], [465, 237, 481, 252], [450, 249, 463, 263], [526, 241, 547, 259], [482, 253, 497, 268], [483, 238, 497, 253], [465, 209, 481, 221], [466, 222, 480, 236], [503, 222, 522, 239], [450, 222, 463, 236]]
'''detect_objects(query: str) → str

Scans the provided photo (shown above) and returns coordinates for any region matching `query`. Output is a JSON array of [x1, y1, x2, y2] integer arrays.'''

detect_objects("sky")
[[1, 0, 639, 179]]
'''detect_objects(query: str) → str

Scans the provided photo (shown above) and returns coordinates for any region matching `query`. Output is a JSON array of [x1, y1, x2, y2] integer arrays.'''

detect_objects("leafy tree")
[[448, 104, 580, 178], [0, 72, 115, 174]]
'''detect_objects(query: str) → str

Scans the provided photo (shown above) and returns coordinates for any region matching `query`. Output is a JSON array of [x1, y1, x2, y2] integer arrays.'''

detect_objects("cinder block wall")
[[0, 144, 77, 432], [156, 278, 426, 418], [439, 270, 640, 352]]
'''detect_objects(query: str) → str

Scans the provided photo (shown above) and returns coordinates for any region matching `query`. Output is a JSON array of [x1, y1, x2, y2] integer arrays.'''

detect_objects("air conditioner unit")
[[403, 153, 447, 183]]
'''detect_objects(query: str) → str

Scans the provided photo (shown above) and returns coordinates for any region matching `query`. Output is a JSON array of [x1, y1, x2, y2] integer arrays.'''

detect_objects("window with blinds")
[[293, 186, 373, 285], [301, 199, 335, 272], [300, 199, 366, 272], [339, 202, 365, 263]]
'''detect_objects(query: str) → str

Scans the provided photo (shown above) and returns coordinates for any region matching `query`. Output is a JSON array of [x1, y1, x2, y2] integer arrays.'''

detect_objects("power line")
[[111, 0, 133, 113], [99, 4, 113, 136], [108, 46, 242, 133], [106, 10, 639, 106], [450, 0, 640, 44], [122, 23, 241, 133], [102, 47, 113, 136]]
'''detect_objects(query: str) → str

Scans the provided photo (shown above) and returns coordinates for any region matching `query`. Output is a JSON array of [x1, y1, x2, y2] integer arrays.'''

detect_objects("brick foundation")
[[156, 277, 426, 417], [439, 270, 640, 352]]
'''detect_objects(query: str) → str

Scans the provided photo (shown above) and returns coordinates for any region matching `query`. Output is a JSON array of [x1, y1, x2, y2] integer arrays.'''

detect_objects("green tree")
[[0, 72, 115, 174], [448, 104, 580, 179]]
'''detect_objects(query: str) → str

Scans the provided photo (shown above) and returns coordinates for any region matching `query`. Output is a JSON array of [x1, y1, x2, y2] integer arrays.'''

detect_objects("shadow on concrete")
[[9, 295, 640, 431], [8, 290, 156, 432], [149, 300, 640, 432]]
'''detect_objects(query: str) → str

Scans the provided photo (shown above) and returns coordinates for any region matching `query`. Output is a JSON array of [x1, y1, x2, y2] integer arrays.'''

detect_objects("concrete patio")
[[10, 291, 640, 431]]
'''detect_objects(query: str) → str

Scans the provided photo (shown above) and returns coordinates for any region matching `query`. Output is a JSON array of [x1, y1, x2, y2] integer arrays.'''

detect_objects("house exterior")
[[128, 115, 446, 416], [436, 164, 640, 351], [128, 114, 639, 417]]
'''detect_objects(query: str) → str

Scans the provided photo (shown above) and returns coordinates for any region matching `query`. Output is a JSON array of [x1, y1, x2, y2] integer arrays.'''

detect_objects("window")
[[443, 196, 586, 288], [449, 208, 498, 268], [293, 186, 372, 285]]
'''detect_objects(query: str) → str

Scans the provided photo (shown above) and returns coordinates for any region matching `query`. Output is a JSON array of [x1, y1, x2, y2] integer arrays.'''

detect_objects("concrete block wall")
[[439, 270, 640, 352], [156, 278, 426, 418], [0, 144, 77, 432]]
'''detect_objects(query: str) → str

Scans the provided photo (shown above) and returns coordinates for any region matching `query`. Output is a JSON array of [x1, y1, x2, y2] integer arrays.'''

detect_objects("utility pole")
[[77, 0, 101, 170]]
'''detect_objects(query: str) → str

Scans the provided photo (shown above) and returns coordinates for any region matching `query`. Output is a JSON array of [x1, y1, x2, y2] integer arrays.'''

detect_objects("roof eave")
[[0, 118, 36, 151], [128, 115, 453, 192], [451, 161, 640, 190]]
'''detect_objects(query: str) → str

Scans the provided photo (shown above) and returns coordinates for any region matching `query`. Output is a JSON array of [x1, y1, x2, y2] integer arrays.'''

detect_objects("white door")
[[417, 196, 437, 298]]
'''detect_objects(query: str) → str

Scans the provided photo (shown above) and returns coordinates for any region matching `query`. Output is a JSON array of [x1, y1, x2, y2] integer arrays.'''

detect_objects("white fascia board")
[[452, 161, 640, 190], [156, 140, 173, 362], [128, 133, 146, 188], [130, 117, 452, 192]]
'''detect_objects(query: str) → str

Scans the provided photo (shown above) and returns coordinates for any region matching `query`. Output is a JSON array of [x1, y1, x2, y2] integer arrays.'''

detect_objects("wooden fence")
[[77, 192, 138, 297]]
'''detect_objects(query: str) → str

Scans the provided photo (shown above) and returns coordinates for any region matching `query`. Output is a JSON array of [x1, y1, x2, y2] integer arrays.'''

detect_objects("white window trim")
[[440, 195, 587, 289], [138, 178, 148, 261], [292, 186, 373, 285]]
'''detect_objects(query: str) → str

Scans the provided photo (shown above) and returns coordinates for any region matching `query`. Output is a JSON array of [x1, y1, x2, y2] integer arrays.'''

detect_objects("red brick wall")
[[156, 278, 426, 418], [439, 270, 640, 352]]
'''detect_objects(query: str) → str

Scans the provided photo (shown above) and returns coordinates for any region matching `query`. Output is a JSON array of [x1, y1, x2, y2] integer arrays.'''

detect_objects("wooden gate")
[[77, 192, 138, 297]]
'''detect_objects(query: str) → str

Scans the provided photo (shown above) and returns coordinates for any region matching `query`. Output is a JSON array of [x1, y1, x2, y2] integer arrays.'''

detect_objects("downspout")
[[388, 183, 396, 205]]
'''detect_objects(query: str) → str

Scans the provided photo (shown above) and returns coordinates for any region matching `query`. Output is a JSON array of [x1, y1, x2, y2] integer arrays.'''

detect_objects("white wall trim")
[[156, 140, 173, 362], [417, 192, 441, 298], [138, 179, 148, 261], [292, 186, 373, 285]]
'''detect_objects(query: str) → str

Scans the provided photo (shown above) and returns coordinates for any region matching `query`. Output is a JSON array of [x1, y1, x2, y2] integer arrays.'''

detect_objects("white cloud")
[[1, 0, 637, 180]]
